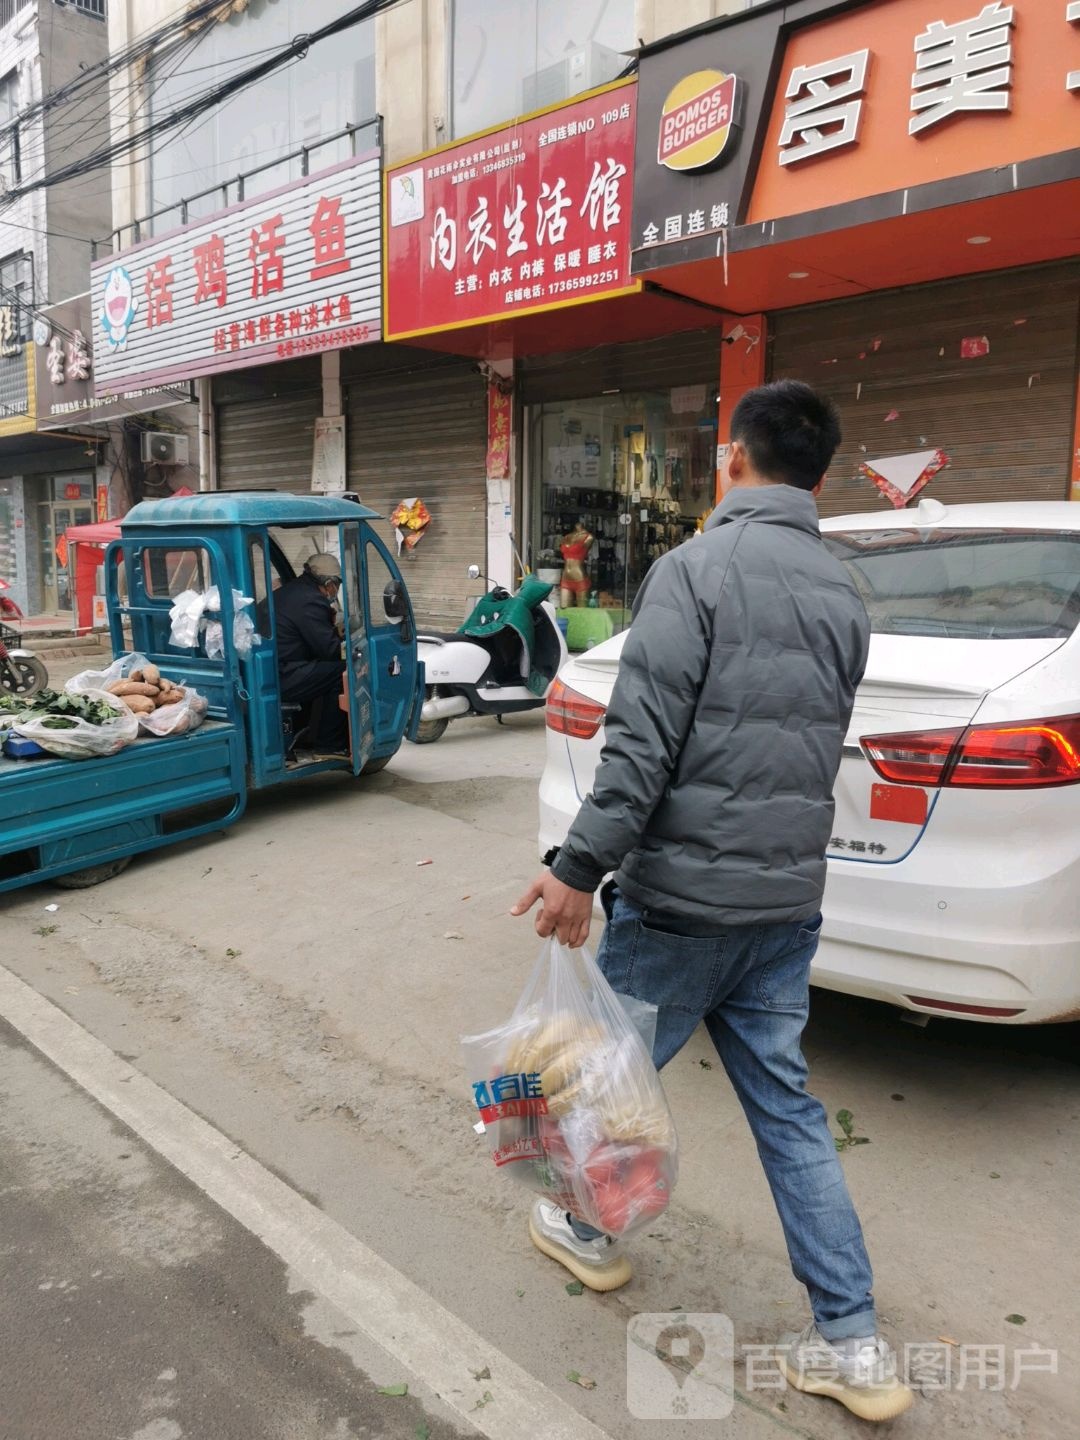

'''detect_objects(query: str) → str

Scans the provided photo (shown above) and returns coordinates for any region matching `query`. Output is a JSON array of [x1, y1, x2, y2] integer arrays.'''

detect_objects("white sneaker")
[[780, 1323, 914, 1422], [527, 1199, 632, 1292]]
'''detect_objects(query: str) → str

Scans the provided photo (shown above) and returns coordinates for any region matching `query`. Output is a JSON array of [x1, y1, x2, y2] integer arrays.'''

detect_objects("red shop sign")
[[64, 483, 82, 500], [385, 80, 639, 341]]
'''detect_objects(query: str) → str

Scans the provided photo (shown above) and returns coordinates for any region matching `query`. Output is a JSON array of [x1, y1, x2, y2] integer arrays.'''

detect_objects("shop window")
[[0, 249, 32, 343], [142, 548, 208, 600], [451, 0, 633, 137], [147, 0, 375, 231], [533, 385, 718, 630], [0, 70, 20, 188]]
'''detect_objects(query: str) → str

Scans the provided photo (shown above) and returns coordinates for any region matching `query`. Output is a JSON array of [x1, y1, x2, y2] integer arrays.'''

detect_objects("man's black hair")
[[730, 379, 841, 492]]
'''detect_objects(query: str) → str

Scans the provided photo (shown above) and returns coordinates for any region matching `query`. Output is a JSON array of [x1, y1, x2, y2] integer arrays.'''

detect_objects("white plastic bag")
[[13, 687, 138, 760], [169, 589, 207, 649], [461, 939, 678, 1238], [203, 586, 260, 660], [67, 651, 150, 694], [137, 688, 209, 737], [66, 652, 208, 738]]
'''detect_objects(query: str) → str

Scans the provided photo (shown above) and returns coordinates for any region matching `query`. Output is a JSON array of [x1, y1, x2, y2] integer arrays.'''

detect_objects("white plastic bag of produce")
[[461, 938, 678, 1239], [66, 654, 207, 738], [13, 688, 138, 760], [137, 687, 209, 737], [66, 652, 149, 694]]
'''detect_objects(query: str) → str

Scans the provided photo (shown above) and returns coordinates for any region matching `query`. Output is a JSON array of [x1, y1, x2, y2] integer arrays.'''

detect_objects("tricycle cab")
[[112, 492, 421, 788]]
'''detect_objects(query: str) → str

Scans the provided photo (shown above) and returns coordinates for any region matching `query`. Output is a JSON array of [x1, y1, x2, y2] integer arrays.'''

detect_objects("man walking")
[[514, 380, 912, 1422]]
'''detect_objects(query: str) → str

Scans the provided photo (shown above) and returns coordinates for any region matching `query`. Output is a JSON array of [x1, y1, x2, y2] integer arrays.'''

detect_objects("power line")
[[0, 0, 397, 218]]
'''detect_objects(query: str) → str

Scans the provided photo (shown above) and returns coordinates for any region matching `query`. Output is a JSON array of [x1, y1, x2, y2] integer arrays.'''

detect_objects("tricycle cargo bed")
[[0, 720, 246, 894]]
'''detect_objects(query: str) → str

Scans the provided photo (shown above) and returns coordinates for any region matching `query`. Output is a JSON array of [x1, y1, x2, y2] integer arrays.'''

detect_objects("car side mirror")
[[383, 578, 406, 620]]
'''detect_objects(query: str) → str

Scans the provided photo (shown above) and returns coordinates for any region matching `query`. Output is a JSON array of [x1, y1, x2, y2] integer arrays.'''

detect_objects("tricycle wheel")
[[0, 654, 48, 698], [360, 751, 395, 774], [412, 718, 448, 745], [54, 857, 133, 890]]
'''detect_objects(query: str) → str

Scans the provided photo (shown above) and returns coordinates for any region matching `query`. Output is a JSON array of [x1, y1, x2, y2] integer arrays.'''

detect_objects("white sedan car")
[[539, 500, 1080, 1025]]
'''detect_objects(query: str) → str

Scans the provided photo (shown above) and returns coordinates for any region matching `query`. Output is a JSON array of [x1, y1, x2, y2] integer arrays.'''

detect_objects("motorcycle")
[[413, 564, 568, 744], [0, 619, 49, 698], [0, 576, 22, 621]]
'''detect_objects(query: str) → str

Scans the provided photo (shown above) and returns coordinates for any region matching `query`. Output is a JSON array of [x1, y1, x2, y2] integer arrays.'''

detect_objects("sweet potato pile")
[[106, 663, 186, 716]]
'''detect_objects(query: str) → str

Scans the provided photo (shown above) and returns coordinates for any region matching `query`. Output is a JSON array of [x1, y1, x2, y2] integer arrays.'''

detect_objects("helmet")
[[304, 552, 342, 584]]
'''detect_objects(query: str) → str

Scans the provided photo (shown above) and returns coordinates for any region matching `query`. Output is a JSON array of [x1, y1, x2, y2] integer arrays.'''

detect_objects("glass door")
[[39, 501, 93, 612]]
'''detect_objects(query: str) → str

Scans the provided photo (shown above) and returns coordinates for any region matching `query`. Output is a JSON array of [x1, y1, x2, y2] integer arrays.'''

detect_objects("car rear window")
[[823, 528, 1080, 640]]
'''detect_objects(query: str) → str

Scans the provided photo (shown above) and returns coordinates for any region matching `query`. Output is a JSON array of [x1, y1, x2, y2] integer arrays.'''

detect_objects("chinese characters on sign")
[[910, 2, 1014, 135], [385, 84, 638, 339], [91, 154, 381, 396], [779, 49, 870, 164], [487, 382, 511, 480]]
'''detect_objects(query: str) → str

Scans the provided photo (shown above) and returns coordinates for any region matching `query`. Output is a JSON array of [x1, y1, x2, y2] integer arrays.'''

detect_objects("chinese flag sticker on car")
[[870, 784, 928, 826]]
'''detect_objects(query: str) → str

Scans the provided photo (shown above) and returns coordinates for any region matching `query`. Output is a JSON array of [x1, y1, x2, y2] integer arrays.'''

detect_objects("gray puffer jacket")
[[551, 484, 870, 925]]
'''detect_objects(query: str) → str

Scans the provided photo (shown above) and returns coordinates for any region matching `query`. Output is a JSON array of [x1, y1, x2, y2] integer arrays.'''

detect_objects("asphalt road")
[[2, 691, 1077, 1439]]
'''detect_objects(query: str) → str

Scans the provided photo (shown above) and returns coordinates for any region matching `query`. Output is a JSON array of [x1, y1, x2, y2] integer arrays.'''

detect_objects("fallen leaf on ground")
[[444, 931, 464, 940], [471, 1367, 491, 1382], [415, 1424, 430, 1440], [1005, 1314, 1026, 1326], [472, 1390, 494, 1411], [225, 947, 240, 958], [567, 1371, 597, 1390], [378, 1383, 409, 1396], [989, 1172, 1001, 1179], [515, 1288, 525, 1298], [937, 1335, 959, 1346], [698, 1058, 713, 1070], [565, 1280, 584, 1296]]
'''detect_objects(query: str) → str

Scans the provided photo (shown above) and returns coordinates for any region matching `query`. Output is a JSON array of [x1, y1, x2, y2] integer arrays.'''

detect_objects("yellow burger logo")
[[657, 69, 738, 172]]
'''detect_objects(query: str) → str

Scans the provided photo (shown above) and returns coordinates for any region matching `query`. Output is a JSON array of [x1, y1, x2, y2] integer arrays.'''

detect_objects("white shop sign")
[[91, 153, 382, 397]]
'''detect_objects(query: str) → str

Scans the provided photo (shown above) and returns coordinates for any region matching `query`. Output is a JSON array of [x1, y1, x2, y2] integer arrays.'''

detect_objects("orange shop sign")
[[750, 0, 1080, 225], [657, 71, 740, 172]]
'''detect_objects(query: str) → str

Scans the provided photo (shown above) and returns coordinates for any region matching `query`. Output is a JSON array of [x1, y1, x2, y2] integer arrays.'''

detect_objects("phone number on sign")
[[547, 268, 621, 296]]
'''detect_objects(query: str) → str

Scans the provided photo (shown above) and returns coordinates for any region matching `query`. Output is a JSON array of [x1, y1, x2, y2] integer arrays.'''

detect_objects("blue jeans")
[[571, 891, 876, 1343]]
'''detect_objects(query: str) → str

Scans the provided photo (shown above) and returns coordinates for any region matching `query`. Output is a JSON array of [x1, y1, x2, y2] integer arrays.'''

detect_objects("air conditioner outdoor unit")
[[522, 42, 625, 114], [141, 431, 189, 466]]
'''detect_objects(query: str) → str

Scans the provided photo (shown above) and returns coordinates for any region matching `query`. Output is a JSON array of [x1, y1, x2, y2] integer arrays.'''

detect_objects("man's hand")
[[512, 872, 594, 948]]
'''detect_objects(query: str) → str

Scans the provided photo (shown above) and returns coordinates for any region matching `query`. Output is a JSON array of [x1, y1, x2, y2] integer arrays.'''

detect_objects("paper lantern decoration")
[[860, 448, 950, 510], [390, 497, 432, 553]]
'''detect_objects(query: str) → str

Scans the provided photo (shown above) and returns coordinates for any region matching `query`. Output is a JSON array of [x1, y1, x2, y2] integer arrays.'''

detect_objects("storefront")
[[385, 78, 727, 640], [629, 0, 1080, 512], [520, 329, 720, 622]]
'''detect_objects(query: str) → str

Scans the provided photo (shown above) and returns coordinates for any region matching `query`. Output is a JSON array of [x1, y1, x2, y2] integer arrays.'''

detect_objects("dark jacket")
[[272, 573, 341, 670], [551, 485, 870, 925]]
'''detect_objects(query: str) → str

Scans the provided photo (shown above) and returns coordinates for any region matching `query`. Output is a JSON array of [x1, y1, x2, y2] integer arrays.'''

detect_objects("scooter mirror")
[[467, 564, 482, 580]]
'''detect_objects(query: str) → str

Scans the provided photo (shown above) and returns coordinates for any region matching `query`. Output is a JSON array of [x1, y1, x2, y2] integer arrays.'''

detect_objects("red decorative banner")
[[385, 81, 639, 340], [487, 381, 511, 479]]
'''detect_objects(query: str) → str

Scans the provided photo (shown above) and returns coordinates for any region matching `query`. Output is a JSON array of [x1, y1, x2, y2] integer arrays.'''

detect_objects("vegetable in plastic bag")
[[66, 653, 208, 737], [461, 938, 678, 1239], [13, 687, 138, 760]]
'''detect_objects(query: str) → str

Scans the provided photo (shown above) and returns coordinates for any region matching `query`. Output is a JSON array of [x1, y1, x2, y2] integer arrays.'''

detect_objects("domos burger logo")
[[657, 69, 739, 172]]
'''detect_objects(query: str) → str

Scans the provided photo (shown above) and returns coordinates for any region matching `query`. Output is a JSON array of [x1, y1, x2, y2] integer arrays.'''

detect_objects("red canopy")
[[64, 518, 122, 546]]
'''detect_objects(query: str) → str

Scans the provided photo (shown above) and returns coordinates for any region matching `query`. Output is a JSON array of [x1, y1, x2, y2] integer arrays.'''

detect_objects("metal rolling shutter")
[[215, 360, 322, 494], [770, 262, 1080, 518], [520, 326, 722, 404], [344, 350, 486, 631]]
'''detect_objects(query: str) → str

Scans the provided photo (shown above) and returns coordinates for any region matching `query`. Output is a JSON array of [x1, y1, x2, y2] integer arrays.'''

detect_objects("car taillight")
[[546, 677, 606, 740], [863, 714, 1080, 789]]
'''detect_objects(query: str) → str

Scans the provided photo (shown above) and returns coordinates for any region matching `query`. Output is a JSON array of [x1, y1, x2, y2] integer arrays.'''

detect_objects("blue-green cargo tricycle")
[[0, 492, 421, 893]]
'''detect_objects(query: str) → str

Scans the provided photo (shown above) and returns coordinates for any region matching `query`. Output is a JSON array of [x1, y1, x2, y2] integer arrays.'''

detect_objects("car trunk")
[[831, 634, 1065, 864]]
